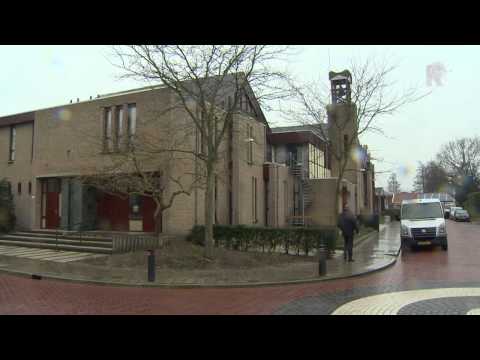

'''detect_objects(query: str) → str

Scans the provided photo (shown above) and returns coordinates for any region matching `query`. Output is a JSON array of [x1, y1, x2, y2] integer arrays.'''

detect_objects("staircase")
[[0, 230, 113, 254], [290, 163, 314, 226]]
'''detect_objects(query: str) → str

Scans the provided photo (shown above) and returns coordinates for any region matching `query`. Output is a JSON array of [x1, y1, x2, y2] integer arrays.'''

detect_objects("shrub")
[[382, 208, 400, 221], [0, 178, 15, 233], [464, 192, 480, 219], [186, 224, 337, 256], [358, 214, 380, 230]]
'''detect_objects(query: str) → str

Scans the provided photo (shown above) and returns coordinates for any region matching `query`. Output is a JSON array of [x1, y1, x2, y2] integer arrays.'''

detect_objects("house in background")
[[374, 187, 393, 213], [391, 192, 455, 211]]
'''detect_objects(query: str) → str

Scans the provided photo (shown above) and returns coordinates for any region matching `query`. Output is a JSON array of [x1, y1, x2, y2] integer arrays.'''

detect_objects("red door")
[[45, 192, 60, 229], [97, 193, 129, 231]]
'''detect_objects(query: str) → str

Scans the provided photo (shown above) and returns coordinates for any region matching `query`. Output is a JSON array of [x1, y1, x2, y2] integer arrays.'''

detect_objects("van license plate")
[[417, 241, 431, 245]]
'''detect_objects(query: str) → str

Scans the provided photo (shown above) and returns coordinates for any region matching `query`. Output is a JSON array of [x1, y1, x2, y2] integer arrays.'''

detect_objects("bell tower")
[[330, 70, 352, 104], [327, 70, 359, 185]]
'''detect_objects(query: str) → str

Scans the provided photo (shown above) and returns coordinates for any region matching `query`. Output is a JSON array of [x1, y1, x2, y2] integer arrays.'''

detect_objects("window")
[[28, 182, 32, 195], [103, 108, 113, 152], [115, 105, 125, 150], [196, 128, 206, 155], [17, 182, 21, 195], [129, 194, 142, 219], [252, 177, 257, 223], [247, 124, 254, 164], [9, 125, 16, 161], [128, 104, 136, 139], [308, 143, 327, 179]]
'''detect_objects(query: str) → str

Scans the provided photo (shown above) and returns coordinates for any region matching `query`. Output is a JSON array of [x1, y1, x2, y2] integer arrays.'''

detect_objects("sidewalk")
[[0, 222, 401, 288]]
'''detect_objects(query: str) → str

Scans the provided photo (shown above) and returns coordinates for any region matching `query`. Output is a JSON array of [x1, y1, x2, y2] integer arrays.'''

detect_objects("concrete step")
[[1, 235, 112, 248], [0, 239, 112, 254], [13, 231, 113, 243]]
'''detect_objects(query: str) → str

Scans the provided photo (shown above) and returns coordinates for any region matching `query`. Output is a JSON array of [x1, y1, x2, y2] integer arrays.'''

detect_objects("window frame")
[[103, 107, 113, 153], [9, 125, 16, 162], [115, 105, 125, 151]]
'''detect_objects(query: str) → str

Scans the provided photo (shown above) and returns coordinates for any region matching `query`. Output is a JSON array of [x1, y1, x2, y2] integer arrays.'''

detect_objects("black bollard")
[[318, 248, 327, 277], [147, 249, 156, 282]]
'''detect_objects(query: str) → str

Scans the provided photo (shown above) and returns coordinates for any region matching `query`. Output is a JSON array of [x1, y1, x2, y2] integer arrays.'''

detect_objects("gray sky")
[[1, 45, 477, 191]]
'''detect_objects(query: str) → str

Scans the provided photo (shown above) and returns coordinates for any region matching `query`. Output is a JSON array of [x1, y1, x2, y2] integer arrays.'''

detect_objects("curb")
[[0, 248, 400, 290]]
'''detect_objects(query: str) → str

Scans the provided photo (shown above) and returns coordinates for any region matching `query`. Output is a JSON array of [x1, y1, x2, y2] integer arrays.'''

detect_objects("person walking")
[[337, 204, 359, 262]]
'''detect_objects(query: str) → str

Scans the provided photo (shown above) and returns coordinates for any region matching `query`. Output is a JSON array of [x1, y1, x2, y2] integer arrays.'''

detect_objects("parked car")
[[400, 198, 448, 251], [453, 209, 470, 222], [449, 206, 463, 219]]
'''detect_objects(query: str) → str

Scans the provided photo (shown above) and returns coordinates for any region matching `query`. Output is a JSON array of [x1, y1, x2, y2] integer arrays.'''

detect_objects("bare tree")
[[110, 45, 293, 258], [413, 161, 449, 193], [387, 172, 401, 194], [284, 57, 427, 225], [79, 141, 203, 242], [437, 136, 480, 203], [437, 137, 480, 185]]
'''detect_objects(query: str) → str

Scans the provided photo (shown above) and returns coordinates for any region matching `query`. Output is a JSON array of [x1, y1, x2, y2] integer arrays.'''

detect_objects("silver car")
[[453, 209, 470, 222]]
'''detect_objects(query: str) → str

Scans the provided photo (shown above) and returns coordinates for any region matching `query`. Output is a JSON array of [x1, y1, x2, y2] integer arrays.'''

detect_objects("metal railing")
[[53, 221, 99, 251]]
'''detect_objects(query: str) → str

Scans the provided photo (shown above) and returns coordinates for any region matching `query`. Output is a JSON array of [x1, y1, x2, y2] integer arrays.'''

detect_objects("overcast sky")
[[1, 45, 477, 191]]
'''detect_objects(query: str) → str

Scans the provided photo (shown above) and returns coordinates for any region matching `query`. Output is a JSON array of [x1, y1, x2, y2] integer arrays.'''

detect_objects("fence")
[[112, 234, 164, 253]]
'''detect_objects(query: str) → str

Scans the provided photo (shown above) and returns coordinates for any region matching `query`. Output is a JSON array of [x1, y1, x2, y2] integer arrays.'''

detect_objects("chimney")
[[77, 98, 79, 102]]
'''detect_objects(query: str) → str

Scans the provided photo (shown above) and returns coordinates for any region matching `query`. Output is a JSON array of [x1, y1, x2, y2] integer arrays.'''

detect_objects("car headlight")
[[401, 225, 410, 237], [438, 224, 446, 234]]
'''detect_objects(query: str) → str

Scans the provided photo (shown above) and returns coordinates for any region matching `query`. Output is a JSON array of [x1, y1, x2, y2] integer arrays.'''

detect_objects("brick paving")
[[0, 219, 479, 314]]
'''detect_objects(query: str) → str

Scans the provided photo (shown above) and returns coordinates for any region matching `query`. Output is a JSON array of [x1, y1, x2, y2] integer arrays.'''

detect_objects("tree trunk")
[[154, 203, 164, 248], [204, 162, 215, 259]]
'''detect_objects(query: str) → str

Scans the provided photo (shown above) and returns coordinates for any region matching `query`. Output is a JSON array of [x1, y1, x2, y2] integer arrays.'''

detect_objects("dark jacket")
[[337, 210, 359, 237]]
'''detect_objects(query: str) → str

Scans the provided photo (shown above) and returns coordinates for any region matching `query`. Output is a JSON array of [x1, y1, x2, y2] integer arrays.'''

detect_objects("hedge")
[[186, 225, 337, 256], [0, 179, 15, 233], [464, 192, 480, 219], [357, 214, 380, 230], [382, 208, 400, 221]]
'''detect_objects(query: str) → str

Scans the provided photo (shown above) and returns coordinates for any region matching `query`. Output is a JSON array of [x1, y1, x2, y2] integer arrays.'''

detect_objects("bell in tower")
[[329, 70, 352, 104]]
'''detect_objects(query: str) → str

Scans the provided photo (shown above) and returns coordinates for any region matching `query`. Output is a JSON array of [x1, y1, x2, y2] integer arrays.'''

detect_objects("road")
[[0, 219, 479, 314]]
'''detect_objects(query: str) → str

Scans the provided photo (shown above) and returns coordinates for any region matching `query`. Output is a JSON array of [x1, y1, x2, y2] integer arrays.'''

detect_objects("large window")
[[103, 108, 113, 152], [9, 125, 16, 161], [308, 144, 328, 179], [115, 105, 125, 150], [128, 103, 137, 142], [247, 124, 254, 164], [103, 104, 135, 152]]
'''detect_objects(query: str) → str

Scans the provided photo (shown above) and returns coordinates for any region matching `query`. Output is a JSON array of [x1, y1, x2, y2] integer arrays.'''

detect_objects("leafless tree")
[[437, 137, 480, 203], [387, 172, 401, 194], [283, 56, 427, 225], [110, 45, 293, 258], [413, 161, 449, 193], [437, 137, 480, 184], [79, 141, 203, 242]]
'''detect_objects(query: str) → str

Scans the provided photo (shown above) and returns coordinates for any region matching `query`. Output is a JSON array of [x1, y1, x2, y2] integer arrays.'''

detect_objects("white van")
[[400, 198, 448, 251]]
